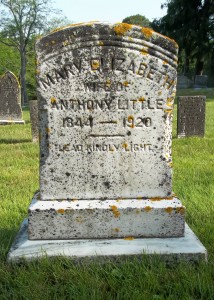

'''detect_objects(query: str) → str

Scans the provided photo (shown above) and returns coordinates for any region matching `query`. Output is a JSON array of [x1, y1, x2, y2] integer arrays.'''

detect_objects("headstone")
[[194, 75, 208, 88], [177, 75, 193, 89], [177, 96, 206, 138], [0, 71, 25, 124], [29, 100, 39, 142], [36, 24, 179, 202], [30, 22, 184, 239], [8, 23, 207, 262]]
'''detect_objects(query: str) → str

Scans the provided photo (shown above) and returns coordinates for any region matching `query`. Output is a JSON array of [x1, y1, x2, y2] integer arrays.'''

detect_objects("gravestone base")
[[0, 119, 25, 125], [7, 219, 207, 263], [28, 192, 185, 240]]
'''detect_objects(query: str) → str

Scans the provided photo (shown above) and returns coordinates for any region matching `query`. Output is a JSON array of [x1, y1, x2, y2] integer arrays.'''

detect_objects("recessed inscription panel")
[[36, 23, 178, 200]]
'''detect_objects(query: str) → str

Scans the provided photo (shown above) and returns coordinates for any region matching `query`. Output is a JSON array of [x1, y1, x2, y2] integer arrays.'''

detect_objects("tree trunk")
[[20, 49, 28, 106], [195, 58, 204, 75], [184, 55, 190, 75]]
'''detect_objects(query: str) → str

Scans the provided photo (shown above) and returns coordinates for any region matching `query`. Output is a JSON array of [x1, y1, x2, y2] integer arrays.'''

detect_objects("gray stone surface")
[[29, 100, 39, 142], [177, 75, 193, 89], [7, 219, 207, 263], [194, 75, 208, 88], [28, 192, 185, 239], [177, 96, 206, 138], [0, 71, 25, 124], [36, 22, 178, 200]]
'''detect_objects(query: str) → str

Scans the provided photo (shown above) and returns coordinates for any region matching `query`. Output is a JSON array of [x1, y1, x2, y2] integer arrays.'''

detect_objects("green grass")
[[176, 88, 214, 101], [0, 89, 213, 299]]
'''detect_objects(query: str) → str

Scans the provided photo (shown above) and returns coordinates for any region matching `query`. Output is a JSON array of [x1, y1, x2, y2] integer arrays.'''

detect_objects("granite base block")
[[28, 194, 185, 239], [7, 219, 207, 263]]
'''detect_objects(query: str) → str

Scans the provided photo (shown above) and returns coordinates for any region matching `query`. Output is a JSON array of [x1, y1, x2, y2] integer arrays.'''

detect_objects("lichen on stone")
[[57, 209, 65, 214], [109, 205, 120, 218], [165, 207, 173, 213], [113, 23, 132, 36], [144, 206, 152, 212], [141, 27, 154, 39], [124, 236, 135, 240]]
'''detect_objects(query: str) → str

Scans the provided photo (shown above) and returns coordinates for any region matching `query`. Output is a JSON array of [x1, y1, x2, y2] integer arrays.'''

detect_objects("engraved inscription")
[[38, 55, 176, 91], [51, 99, 113, 111], [51, 98, 164, 111], [124, 116, 152, 128], [84, 81, 129, 92], [36, 23, 178, 200], [62, 116, 93, 128], [54, 143, 153, 153]]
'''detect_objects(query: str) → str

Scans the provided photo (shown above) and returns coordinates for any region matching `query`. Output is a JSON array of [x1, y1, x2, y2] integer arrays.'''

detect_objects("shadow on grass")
[[0, 227, 18, 260], [0, 138, 32, 144]]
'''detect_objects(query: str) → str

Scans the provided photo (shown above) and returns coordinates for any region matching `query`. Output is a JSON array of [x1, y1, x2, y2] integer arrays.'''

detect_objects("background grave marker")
[[0, 71, 25, 125], [29, 100, 39, 142], [177, 96, 206, 138]]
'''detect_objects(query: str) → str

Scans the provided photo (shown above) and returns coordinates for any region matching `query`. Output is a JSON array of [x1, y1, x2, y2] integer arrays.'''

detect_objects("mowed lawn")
[[0, 89, 213, 299]]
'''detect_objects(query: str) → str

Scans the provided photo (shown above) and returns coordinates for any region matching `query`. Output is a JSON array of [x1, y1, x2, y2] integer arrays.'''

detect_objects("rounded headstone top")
[[36, 22, 178, 68], [36, 21, 178, 200]]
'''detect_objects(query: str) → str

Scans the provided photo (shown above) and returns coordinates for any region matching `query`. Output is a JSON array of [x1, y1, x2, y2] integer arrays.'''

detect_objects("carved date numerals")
[[123, 116, 152, 128], [63, 116, 93, 128]]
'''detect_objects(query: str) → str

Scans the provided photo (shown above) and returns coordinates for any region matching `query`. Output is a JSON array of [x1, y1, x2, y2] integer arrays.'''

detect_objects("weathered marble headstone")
[[8, 23, 207, 262], [29, 22, 185, 239], [0, 71, 25, 124], [177, 75, 193, 89], [37, 24, 179, 201], [177, 96, 206, 138], [194, 75, 208, 88], [29, 100, 39, 142]]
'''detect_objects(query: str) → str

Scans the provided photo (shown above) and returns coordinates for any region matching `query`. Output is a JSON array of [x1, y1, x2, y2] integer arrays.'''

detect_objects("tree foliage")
[[122, 14, 151, 28], [152, 0, 214, 76], [0, 0, 71, 105], [0, 39, 20, 74]]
